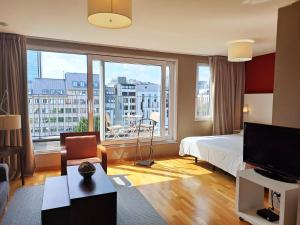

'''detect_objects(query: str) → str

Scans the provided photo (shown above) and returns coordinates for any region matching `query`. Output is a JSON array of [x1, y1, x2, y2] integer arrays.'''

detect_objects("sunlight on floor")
[[108, 157, 213, 186]]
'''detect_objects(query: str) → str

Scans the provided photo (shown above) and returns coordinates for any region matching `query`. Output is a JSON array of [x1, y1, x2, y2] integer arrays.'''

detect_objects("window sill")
[[102, 139, 178, 149], [33, 140, 61, 155], [33, 139, 178, 155], [195, 118, 212, 122]]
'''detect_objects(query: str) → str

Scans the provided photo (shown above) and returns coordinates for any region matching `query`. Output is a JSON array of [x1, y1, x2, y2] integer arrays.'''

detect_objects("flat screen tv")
[[243, 122, 300, 183]]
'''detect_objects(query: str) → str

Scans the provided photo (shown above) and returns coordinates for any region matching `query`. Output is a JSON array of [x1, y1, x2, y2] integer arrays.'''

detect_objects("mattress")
[[179, 134, 246, 176]]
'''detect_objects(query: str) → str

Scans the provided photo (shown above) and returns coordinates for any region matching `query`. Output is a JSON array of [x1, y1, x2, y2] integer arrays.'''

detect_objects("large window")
[[91, 56, 176, 143], [195, 64, 212, 120], [27, 50, 177, 145], [27, 50, 88, 140]]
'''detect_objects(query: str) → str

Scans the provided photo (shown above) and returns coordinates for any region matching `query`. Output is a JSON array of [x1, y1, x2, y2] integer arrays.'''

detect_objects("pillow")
[[66, 135, 97, 159]]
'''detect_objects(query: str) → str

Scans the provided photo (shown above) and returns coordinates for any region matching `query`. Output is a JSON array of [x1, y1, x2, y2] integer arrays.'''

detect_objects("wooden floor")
[[9, 157, 250, 225]]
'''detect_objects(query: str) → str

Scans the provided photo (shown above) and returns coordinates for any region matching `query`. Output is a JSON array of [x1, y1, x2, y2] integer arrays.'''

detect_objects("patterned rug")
[[2, 175, 167, 225]]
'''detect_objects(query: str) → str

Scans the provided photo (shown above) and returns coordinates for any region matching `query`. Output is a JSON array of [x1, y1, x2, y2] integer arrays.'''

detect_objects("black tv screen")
[[243, 122, 300, 180]]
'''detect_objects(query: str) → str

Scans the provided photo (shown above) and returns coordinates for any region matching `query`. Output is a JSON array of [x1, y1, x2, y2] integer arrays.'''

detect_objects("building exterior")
[[27, 50, 41, 81], [196, 80, 210, 118], [114, 81, 136, 126], [136, 83, 160, 119], [28, 73, 163, 139]]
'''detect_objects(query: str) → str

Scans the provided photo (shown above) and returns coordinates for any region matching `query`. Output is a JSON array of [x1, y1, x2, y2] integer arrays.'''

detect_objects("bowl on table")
[[78, 161, 96, 180]]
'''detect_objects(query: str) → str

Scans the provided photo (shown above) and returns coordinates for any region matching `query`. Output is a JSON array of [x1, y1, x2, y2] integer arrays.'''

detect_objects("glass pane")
[[27, 50, 88, 140], [196, 65, 211, 119], [97, 61, 162, 140]]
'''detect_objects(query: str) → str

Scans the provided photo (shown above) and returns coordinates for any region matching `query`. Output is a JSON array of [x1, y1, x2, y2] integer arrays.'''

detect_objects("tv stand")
[[237, 169, 299, 225], [254, 168, 297, 184]]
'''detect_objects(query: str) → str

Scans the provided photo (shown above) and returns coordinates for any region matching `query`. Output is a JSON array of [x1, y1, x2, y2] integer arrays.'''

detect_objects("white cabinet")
[[236, 169, 299, 225]]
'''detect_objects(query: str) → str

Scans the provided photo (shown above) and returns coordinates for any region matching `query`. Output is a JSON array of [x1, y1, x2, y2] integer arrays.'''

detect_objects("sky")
[[198, 65, 210, 82], [41, 51, 161, 84]]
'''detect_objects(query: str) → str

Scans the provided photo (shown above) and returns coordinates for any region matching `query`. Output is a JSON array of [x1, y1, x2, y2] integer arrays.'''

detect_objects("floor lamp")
[[0, 115, 22, 145], [0, 90, 22, 145]]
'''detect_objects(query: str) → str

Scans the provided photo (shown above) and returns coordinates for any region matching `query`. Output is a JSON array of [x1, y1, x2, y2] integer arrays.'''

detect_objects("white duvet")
[[179, 134, 246, 177]]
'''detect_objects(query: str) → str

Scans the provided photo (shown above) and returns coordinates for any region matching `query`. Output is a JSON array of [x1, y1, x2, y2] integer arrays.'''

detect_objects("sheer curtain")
[[209, 56, 245, 135], [0, 32, 35, 177]]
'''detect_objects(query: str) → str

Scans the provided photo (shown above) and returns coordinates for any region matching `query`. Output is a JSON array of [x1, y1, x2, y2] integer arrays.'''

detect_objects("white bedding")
[[179, 134, 246, 177]]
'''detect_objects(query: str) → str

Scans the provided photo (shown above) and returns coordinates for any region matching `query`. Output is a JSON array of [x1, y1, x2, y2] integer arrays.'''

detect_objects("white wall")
[[243, 94, 273, 125]]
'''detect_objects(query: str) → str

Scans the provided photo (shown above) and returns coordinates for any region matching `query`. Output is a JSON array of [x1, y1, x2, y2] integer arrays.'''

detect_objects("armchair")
[[0, 163, 9, 216], [60, 132, 107, 175]]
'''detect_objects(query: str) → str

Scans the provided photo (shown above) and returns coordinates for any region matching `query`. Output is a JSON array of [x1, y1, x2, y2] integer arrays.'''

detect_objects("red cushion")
[[65, 135, 97, 160]]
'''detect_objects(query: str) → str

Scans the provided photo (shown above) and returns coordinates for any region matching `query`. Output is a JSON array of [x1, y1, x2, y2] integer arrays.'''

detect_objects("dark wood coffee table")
[[42, 163, 117, 225], [42, 176, 70, 225], [67, 164, 117, 225]]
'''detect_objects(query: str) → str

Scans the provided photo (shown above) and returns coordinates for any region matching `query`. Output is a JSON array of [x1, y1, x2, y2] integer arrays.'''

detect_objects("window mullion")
[[87, 55, 94, 131], [99, 61, 105, 141], [160, 63, 166, 137], [168, 63, 175, 140]]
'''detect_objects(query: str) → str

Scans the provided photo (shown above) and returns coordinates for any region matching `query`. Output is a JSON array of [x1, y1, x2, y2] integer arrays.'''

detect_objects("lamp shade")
[[88, 0, 132, 29], [228, 39, 254, 62], [0, 115, 21, 130], [150, 112, 160, 123]]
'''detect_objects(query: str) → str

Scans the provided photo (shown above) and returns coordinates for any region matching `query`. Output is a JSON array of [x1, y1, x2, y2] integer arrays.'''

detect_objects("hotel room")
[[0, 0, 299, 225]]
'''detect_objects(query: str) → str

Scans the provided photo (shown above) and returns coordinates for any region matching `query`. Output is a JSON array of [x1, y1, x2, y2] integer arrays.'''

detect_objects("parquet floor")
[[8, 156, 250, 225]]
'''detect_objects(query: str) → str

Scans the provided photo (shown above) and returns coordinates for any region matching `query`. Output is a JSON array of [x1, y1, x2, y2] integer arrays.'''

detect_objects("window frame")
[[27, 47, 178, 145], [87, 54, 178, 145], [195, 63, 212, 121]]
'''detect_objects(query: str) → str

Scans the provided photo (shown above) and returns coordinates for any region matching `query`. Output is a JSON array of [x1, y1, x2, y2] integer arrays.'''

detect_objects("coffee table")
[[42, 163, 117, 225], [42, 176, 70, 225], [67, 164, 117, 225]]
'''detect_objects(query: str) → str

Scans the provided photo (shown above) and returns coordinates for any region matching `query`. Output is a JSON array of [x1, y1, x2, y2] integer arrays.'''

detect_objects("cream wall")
[[272, 1, 300, 128], [27, 38, 213, 169], [244, 94, 273, 125]]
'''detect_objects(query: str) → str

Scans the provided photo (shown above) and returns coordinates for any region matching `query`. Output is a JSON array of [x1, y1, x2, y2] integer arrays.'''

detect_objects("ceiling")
[[0, 0, 297, 56]]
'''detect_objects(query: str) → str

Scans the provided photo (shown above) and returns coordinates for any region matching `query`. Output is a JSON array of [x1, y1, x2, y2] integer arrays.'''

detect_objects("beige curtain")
[[0, 32, 35, 177], [209, 56, 245, 135]]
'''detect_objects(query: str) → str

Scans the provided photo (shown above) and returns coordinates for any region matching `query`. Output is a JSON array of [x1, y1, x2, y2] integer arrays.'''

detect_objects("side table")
[[0, 146, 25, 185]]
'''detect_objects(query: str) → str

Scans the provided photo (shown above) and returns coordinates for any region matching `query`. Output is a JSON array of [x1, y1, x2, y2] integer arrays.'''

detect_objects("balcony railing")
[[28, 94, 168, 140], [196, 94, 211, 118]]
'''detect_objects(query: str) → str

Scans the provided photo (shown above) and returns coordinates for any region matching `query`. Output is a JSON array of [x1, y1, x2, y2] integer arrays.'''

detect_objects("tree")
[[73, 118, 88, 132], [73, 116, 100, 132]]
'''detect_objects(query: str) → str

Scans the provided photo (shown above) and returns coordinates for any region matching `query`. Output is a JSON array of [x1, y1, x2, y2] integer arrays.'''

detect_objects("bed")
[[179, 133, 246, 177]]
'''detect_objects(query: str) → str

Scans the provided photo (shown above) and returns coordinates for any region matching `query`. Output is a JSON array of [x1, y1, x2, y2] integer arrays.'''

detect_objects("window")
[[27, 50, 88, 142], [195, 64, 212, 120], [49, 117, 57, 123], [92, 57, 177, 143], [72, 81, 78, 87], [65, 99, 72, 104], [27, 49, 177, 150], [42, 89, 49, 95]]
